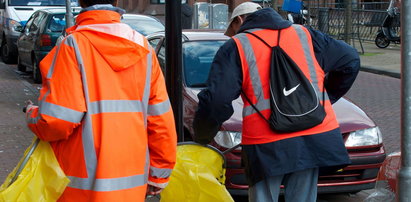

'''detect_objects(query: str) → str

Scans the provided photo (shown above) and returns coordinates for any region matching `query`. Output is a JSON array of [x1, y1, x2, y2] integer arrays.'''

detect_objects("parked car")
[[147, 30, 387, 195], [17, 8, 79, 83], [0, 0, 79, 64], [121, 14, 164, 36]]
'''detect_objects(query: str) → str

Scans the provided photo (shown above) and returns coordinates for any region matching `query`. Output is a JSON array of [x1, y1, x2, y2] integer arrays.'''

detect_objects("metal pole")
[[65, 0, 74, 28], [398, 0, 411, 200], [344, 0, 352, 44], [165, 0, 184, 142]]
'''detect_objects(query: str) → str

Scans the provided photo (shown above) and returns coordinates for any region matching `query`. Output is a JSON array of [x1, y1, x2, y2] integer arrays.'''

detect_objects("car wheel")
[[32, 58, 42, 84], [1, 38, 17, 64], [375, 33, 390, 48], [17, 56, 26, 72]]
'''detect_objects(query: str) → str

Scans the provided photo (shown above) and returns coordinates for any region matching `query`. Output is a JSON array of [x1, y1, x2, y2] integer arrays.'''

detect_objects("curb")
[[360, 66, 401, 79]]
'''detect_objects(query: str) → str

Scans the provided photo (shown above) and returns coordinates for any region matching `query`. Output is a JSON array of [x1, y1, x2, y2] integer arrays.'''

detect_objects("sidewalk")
[[356, 41, 401, 78]]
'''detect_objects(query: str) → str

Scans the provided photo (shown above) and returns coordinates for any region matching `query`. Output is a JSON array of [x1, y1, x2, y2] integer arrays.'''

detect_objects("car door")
[[17, 12, 37, 66], [19, 11, 46, 67]]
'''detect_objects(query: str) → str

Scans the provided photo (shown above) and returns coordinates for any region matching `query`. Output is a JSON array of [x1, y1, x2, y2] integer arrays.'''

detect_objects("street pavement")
[[0, 40, 401, 201]]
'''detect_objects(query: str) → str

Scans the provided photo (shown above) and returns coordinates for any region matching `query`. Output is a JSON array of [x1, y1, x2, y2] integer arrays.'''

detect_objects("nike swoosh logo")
[[283, 84, 300, 96]]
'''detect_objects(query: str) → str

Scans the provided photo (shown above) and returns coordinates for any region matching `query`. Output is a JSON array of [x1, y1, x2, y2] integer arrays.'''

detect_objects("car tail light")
[[40, 34, 52, 46]]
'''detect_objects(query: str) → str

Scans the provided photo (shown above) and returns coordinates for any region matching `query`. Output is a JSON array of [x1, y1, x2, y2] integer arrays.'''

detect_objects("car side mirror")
[[15, 25, 24, 33]]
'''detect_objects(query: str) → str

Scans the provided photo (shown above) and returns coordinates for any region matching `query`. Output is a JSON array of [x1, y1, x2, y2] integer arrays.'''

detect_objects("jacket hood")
[[238, 8, 292, 33], [68, 8, 149, 72]]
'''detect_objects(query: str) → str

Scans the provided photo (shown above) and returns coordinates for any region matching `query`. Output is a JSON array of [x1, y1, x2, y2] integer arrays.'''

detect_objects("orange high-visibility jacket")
[[233, 26, 339, 145], [26, 9, 177, 201]]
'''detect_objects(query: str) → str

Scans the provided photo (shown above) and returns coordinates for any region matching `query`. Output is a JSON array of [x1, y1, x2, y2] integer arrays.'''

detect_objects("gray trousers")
[[248, 167, 319, 202]]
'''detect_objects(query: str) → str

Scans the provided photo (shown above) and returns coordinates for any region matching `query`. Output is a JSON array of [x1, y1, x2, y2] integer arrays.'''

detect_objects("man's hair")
[[81, 0, 116, 7]]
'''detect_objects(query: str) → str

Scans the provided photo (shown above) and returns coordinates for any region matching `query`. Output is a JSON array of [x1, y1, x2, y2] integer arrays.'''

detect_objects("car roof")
[[148, 29, 229, 41], [122, 14, 163, 23], [38, 8, 81, 14]]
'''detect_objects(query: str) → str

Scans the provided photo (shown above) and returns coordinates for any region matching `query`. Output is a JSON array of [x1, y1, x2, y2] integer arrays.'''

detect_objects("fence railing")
[[278, 1, 400, 42]]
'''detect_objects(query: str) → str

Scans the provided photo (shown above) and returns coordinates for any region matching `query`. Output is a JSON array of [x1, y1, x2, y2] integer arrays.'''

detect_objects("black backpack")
[[242, 30, 326, 133]]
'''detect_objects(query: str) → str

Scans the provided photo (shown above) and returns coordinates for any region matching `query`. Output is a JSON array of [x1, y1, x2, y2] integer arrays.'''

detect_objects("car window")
[[48, 14, 66, 32], [183, 41, 226, 87], [121, 17, 164, 36], [23, 13, 36, 33], [29, 12, 45, 33]]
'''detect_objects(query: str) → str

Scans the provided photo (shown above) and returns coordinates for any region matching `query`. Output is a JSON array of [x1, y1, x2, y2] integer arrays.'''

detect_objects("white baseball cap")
[[225, 2, 262, 34]]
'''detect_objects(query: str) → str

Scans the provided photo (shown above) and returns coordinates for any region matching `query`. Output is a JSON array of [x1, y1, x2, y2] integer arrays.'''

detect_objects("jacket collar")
[[80, 4, 125, 15], [237, 8, 292, 33], [75, 4, 125, 25]]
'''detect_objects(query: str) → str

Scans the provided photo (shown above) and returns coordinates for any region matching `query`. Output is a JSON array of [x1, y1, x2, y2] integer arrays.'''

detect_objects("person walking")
[[24, 0, 177, 201], [193, 2, 359, 202]]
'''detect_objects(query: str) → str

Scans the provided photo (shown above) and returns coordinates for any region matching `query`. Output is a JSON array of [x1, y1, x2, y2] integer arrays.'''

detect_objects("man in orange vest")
[[194, 2, 359, 202], [24, 0, 177, 201]]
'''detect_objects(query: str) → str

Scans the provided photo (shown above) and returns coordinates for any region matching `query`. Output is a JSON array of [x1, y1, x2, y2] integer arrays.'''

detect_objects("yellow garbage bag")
[[0, 138, 70, 202], [161, 142, 234, 202]]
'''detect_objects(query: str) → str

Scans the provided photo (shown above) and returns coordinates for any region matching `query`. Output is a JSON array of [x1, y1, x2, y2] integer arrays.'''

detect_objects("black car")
[[17, 8, 79, 83]]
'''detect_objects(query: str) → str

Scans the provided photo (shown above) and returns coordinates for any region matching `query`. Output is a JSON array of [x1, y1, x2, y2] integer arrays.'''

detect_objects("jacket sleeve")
[[26, 41, 86, 141], [146, 48, 177, 188], [308, 28, 360, 103], [193, 39, 242, 144]]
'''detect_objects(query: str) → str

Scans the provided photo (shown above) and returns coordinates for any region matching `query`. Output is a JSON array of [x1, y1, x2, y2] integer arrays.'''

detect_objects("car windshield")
[[183, 40, 226, 87], [121, 17, 164, 36], [8, 0, 78, 6]]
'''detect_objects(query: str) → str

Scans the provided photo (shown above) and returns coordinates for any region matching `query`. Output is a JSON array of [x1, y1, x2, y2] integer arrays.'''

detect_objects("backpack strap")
[[244, 30, 282, 47], [241, 90, 271, 125]]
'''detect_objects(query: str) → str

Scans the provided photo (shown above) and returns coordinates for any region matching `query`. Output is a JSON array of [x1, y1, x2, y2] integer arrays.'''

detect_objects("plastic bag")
[[160, 143, 234, 202], [0, 138, 70, 202]]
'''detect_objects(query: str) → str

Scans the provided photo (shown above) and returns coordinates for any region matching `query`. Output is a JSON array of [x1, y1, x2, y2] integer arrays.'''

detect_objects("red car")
[[147, 30, 386, 195]]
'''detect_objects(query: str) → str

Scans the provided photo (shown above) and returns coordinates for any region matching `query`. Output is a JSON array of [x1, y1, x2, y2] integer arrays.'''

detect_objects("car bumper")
[[225, 146, 386, 196]]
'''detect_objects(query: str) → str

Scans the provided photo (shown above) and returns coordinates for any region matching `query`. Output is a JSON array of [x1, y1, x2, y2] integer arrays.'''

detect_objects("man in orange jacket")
[[25, 0, 177, 201]]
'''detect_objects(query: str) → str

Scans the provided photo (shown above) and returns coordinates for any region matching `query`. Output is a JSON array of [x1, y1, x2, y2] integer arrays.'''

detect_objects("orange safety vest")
[[26, 10, 177, 201], [233, 25, 339, 145]]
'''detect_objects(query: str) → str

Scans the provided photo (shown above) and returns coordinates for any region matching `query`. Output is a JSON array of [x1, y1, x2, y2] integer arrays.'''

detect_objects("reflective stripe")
[[148, 99, 171, 116], [66, 35, 99, 187], [39, 101, 84, 123], [236, 34, 265, 102], [68, 174, 147, 191], [65, 34, 151, 192], [143, 50, 152, 128], [149, 166, 172, 178], [89, 100, 144, 115], [243, 98, 270, 117], [293, 25, 329, 101], [47, 44, 61, 79]]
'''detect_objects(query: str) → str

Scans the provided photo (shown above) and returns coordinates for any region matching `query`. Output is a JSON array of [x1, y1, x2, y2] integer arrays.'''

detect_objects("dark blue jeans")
[[248, 167, 319, 202]]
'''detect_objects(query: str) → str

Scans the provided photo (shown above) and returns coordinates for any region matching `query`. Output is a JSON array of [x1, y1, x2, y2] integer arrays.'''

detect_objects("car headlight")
[[214, 131, 242, 149], [10, 20, 22, 32], [345, 127, 383, 147]]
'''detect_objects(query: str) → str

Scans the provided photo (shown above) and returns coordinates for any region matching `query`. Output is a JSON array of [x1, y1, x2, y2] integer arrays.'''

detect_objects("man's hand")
[[23, 100, 34, 113], [146, 184, 163, 198]]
